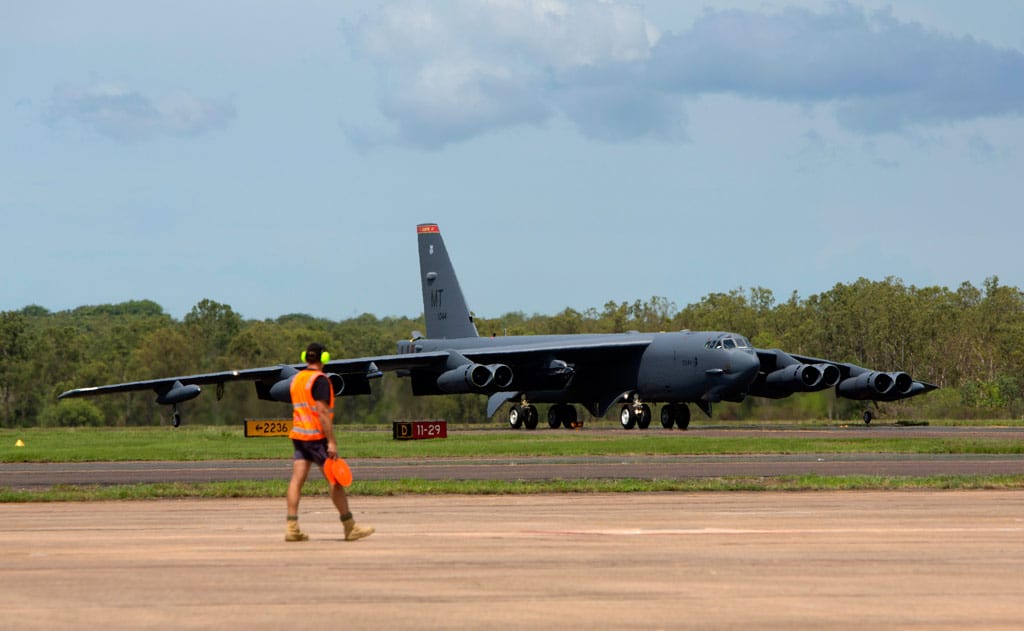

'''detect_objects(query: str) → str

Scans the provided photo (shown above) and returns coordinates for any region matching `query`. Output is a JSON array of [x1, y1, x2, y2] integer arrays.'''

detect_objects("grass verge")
[[3, 425, 1023, 462], [3, 474, 1024, 502]]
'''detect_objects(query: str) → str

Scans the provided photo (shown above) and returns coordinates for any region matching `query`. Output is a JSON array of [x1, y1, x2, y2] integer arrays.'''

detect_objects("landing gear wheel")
[[549, 404, 579, 429], [637, 404, 652, 429], [660, 405, 675, 429], [547, 406, 562, 429], [523, 405, 539, 430], [562, 405, 579, 429], [172, 406, 182, 428], [660, 404, 689, 429], [676, 404, 691, 430], [548, 404, 577, 429], [863, 410, 873, 425], [619, 405, 637, 429], [508, 405, 524, 429]]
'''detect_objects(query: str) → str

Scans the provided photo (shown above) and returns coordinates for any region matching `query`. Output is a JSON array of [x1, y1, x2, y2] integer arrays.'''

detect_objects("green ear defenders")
[[301, 349, 331, 364]]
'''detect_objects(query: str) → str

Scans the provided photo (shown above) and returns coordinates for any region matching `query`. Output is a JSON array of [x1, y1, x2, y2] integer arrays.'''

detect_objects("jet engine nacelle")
[[436, 363, 513, 393], [888, 371, 913, 395], [155, 381, 202, 405], [837, 371, 896, 400], [488, 364, 514, 389], [765, 363, 840, 392], [264, 371, 347, 403]]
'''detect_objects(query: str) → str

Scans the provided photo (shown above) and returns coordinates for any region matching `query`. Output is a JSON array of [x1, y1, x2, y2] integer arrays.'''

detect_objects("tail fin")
[[417, 224, 479, 339]]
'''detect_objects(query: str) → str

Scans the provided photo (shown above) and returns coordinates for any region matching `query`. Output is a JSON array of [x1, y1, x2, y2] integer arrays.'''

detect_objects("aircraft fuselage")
[[401, 330, 760, 409]]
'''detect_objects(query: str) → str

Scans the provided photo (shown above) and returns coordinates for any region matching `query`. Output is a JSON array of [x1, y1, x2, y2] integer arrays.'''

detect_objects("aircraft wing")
[[55, 336, 653, 400], [435, 338, 652, 363], [349, 338, 652, 393], [752, 348, 938, 402], [59, 366, 298, 399], [57, 356, 393, 405], [348, 338, 652, 373], [57, 338, 651, 408]]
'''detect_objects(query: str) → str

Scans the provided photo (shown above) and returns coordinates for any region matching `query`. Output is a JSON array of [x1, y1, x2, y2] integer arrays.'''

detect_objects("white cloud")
[[45, 82, 236, 142], [344, 0, 658, 148], [345, 0, 1024, 149]]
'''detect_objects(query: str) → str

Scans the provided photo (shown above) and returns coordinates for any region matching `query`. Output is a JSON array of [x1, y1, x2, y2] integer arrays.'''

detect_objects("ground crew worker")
[[285, 342, 374, 542]]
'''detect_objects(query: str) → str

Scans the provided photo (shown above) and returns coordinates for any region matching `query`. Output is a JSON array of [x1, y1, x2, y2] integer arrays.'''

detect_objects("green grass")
[[2, 424, 1022, 463], [3, 425, 1022, 501], [3, 475, 1024, 502]]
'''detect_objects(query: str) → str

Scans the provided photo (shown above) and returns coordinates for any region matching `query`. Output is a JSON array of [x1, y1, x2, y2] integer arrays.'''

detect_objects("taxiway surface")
[[3, 492, 1023, 629], [4, 425, 1023, 489]]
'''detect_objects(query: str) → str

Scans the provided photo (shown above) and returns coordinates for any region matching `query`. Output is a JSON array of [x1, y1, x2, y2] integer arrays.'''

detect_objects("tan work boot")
[[343, 517, 375, 541], [285, 517, 308, 542]]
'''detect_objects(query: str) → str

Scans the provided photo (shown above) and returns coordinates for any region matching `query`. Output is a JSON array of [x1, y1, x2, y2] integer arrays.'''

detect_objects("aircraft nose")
[[732, 350, 760, 386]]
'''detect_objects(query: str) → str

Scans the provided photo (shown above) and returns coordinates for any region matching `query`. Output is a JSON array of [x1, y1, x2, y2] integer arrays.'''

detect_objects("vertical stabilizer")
[[417, 224, 479, 339]]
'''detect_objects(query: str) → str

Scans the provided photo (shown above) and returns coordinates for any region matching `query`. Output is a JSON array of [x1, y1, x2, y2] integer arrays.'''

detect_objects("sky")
[[4, 1, 1024, 323]]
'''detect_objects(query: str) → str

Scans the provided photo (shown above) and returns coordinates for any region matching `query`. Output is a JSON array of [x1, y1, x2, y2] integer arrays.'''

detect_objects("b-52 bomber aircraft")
[[60, 223, 937, 429]]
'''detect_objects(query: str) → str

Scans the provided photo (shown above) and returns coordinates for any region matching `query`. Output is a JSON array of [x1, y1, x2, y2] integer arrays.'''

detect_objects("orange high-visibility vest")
[[288, 370, 334, 441]]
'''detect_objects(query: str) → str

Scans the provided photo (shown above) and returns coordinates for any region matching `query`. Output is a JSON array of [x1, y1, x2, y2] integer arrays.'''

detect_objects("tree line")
[[1, 276, 1021, 427]]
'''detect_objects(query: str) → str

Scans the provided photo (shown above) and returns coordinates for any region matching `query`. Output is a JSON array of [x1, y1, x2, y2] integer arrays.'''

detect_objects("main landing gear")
[[510, 399, 693, 430], [619, 402, 651, 429], [620, 402, 690, 430], [548, 403, 580, 429], [507, 401, 539, 430], [509, 400, 583, 430], [659, 403, 690, 430], [619, 395, 691, 430]]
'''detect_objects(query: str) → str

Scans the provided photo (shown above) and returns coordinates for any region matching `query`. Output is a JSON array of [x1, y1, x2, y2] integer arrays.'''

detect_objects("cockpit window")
[[708, 335, 752, 350]]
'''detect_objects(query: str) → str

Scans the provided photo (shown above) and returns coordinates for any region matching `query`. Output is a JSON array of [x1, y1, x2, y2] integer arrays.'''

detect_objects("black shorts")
[[292, 439, 328, 465]]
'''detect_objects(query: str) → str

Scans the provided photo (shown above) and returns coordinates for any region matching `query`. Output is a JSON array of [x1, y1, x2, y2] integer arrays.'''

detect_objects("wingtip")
[[57, 386, 99, 400]]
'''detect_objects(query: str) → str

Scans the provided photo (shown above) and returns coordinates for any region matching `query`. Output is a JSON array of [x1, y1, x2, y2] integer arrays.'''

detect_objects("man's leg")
[[330, 483, 374, 541], [285, 459, 312, 541], [328, 481, 350, 515]]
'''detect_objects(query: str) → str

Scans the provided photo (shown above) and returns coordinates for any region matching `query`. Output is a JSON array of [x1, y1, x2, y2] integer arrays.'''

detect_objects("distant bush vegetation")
[[2, 277, 1021, 427]]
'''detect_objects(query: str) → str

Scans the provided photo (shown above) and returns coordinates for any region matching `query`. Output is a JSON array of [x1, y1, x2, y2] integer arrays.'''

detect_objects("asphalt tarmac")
[[3, 425, 1023, 489], [4, 452, 1024, 489], [3, 492, 1023, 629], [2, 425, 1022, 629]]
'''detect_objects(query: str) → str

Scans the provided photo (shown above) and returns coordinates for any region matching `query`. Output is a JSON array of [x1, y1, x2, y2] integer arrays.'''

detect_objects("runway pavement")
[[3, 425, 1023, 489], [3, 492, 1023, 629], [3, 426, 1023, 628], [3, 452, 1024, 489]]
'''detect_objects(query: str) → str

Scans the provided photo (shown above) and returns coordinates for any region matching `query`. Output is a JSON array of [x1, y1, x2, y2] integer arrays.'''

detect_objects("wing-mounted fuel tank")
[[154, 380, 202, 405], [254, 365, 353, 403]]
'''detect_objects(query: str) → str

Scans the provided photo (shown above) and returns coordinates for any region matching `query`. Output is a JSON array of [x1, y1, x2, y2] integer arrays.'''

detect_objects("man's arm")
[[316, 400, 337, 459], [312, 375, 337, 458]]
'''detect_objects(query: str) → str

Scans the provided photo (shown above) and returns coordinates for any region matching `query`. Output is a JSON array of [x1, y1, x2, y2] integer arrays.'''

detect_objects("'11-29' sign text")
[[392, 420, 448, 440]]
